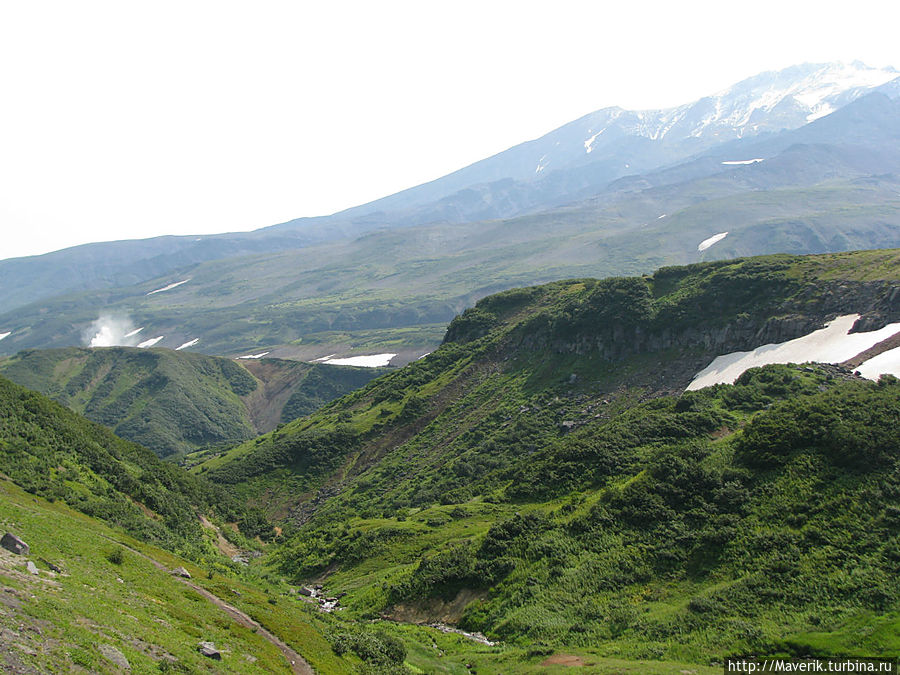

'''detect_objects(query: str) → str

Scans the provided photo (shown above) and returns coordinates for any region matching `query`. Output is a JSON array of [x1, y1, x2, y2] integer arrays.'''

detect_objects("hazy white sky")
[[1, 0, 899, 260]]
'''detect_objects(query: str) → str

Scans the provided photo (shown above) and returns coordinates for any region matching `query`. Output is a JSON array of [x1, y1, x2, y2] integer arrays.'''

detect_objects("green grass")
[[0, 479, 292, 673]]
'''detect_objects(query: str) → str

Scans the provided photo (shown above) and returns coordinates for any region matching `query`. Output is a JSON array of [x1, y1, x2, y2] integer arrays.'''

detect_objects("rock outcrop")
[[1, 533, 29, 556], [197, 641, 222, 660]]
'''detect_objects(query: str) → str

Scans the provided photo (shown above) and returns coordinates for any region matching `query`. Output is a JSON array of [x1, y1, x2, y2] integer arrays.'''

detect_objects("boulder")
[[170, 566, 191, 579], [197, 641, 222, 660], [97, 644, 131, 670], [25, 561, 39, 576], [1, 533, 29, 556]]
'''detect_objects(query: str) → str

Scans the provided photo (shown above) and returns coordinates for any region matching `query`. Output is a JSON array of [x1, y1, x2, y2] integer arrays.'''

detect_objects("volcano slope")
[[201, 249, 900, 665]]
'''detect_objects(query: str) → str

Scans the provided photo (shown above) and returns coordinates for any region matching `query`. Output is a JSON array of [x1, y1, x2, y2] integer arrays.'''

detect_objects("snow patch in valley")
[[311, 354, 338, 362], [176, 338, 199, 351], [698, 232, 728, 251], [0, 331, 10, 341], [320, 353, 396, 368], [657, 214, 666, 219], [147, 279, 190, 295], [856, 347, 900, 381], [137, 336, 164, 349], [721, 159, 764, 165], [237, 352, 270, 360], [687, 315, 900, 391]]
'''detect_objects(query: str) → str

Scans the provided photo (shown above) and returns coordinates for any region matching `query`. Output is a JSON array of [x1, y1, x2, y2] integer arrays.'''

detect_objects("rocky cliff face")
[[516, 278, 900, 391]]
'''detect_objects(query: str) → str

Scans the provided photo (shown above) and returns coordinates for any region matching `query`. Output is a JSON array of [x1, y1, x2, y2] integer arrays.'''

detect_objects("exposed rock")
[[426, 622, 496, 646], [97, 644, 130, 670], [38, 558, 62, 573], [170, 566, 191, 578], [1, 533, 29, 556], [230, 550, 262, 565], [197, 641, 222, 660], [25, 562, 38, 576]]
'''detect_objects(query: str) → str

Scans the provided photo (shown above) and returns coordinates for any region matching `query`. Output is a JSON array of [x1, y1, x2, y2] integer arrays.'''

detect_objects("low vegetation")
[[0, 347, 381, 458]]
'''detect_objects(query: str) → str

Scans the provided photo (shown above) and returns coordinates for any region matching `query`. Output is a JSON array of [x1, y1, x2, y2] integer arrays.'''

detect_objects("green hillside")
[[0, 374, 270, 555], [4, 250, 900, 672], [0, 479, 344, 674], [0, 347, 381, 458], [194, 250, 900, 666]]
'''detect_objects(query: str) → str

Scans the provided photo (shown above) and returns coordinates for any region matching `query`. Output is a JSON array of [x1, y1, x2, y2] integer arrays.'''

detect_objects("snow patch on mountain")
[[0, 332, 10, 341], [687, 315, 900, 390], [320, 353, 396, 367], [137, 336, 164, 348], [583, 129, 604, 153], [176, 338, 199, 350], [722, 159, 764, 165], [237, 351, 270, 360], [147, 279, 190, 295], [698, 232, 728, 251], [857, 346, 900, 380]]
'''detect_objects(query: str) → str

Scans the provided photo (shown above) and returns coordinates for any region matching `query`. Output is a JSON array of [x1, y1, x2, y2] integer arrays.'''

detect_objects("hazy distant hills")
[[2, 62, 900, 357], [0, 347, 382, 457]]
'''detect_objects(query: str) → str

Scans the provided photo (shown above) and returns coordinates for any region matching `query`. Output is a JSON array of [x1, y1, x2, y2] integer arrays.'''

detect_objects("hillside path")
[[102, 536, 314, 675]]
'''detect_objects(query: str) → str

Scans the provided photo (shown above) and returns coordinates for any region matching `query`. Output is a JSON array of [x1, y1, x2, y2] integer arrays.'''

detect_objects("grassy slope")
[[0, 479, 353, 674], [199, 250, 900, 667], [0, 348, 382, 458]]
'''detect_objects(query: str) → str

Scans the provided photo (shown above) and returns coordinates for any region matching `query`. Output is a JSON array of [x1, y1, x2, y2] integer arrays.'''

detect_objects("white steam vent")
[[86, 315, 144, 348]]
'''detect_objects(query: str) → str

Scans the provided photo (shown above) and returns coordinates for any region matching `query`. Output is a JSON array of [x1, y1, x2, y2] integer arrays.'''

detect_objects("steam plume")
[[84, 315, 143, 348]]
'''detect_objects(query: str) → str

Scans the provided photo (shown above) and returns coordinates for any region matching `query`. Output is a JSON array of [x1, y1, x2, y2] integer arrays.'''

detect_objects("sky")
[[1, 0, 899, 261]]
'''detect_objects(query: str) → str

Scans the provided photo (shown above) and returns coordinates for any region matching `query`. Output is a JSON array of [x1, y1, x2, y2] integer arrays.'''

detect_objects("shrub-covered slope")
[[199, 250, 900, 662], [201, 250, 900, 512], [0, 347, 381, 457], [0, 374, 266, 554]]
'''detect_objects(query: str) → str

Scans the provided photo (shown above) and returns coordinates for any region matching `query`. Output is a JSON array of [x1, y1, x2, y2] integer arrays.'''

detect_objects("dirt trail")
[[102, 536, 314, 675]]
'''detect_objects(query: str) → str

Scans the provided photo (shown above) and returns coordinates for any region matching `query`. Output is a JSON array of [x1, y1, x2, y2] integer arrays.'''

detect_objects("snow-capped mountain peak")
[[694, 61, 899, 133], [516, 61, 899, 186]]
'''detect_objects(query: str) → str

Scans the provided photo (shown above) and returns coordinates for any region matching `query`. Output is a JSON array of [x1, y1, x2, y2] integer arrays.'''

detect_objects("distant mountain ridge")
[[284, 61, 899, 224], [0, 61, 896, 317]]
